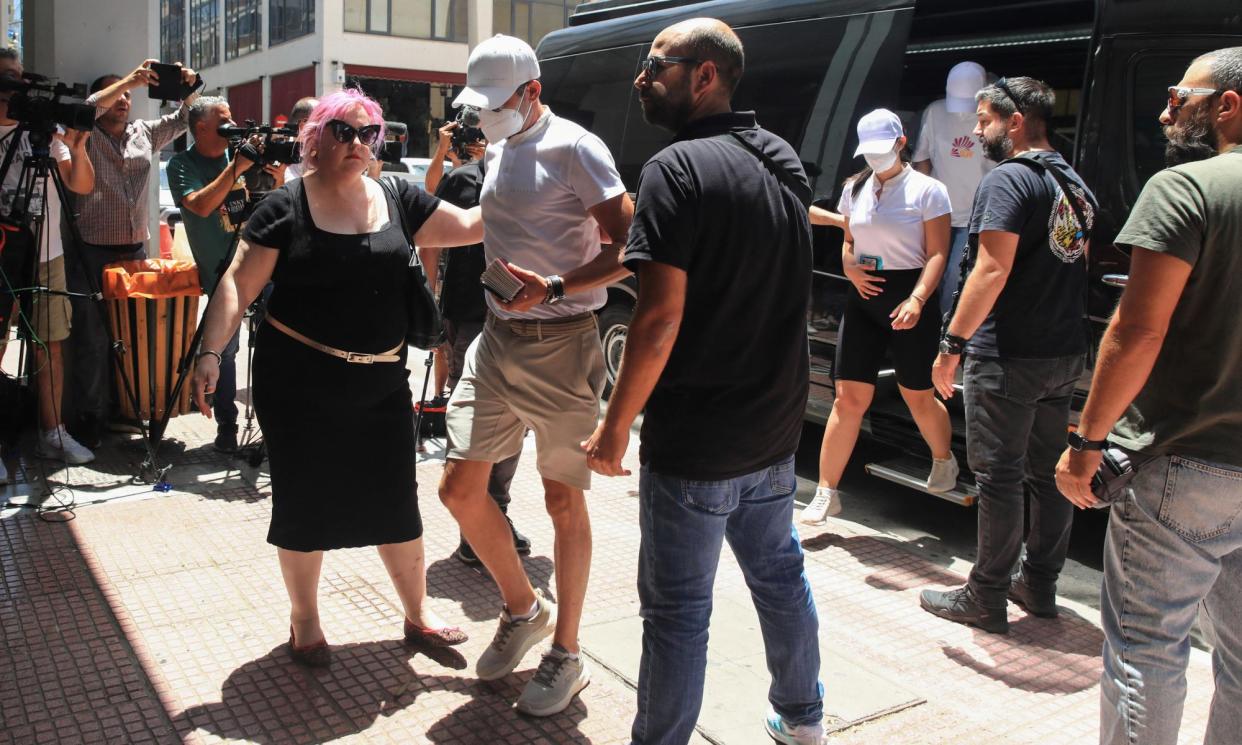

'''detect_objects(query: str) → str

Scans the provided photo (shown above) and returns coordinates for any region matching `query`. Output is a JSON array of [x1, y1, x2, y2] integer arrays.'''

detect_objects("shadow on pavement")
[[801, 531, 964, 590], [426, 554, 555, 621], [941, 613, 1103, 694]]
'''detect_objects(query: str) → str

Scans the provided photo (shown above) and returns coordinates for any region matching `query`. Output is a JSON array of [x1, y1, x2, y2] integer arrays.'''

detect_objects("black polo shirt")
[[433, 161, 488, 323], [623, 111, 812, 480]]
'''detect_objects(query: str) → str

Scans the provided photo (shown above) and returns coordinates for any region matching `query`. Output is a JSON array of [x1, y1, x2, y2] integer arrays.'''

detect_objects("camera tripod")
[[233, 289, 268, 468]]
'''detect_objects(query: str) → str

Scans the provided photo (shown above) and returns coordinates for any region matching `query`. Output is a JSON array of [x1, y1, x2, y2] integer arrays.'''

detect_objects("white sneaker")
[[515, 647, 591, 716], [37, 426, 96, 465], [926, 454, 960, 493], [800, 486, 842, 525], [763, 708, 825, 744]]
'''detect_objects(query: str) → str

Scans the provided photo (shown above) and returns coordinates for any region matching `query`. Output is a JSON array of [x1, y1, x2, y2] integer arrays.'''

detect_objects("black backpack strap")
[[1002, 153, 1095, 242], [710, 131, 813, 207]]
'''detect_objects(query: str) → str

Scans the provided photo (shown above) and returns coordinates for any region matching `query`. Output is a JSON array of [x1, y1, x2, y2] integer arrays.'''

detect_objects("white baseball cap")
[[945, 61, 986, 114], [853, 108, 904, 156], [452, 35, 541, 110]]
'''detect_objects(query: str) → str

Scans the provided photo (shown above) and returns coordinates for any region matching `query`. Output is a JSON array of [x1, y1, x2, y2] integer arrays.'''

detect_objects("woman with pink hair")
[[192, 88, 483, 666]]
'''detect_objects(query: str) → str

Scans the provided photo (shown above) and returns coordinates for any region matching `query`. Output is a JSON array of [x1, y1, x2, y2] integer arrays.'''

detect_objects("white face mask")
[[478, 93, 533, 143], [864, 147, 900, 173]]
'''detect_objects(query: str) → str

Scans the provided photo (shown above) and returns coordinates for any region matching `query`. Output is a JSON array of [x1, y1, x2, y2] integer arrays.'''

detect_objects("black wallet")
[[1090, 447, 1136, 507]]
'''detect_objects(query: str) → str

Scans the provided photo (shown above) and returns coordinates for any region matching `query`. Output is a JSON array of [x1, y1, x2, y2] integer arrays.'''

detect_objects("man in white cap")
[[436, 34, 634, 717], [913, 61, 994, 301]]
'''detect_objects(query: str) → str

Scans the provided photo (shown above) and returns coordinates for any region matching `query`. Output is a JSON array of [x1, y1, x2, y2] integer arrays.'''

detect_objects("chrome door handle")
[[1102, 274, 1128, 288]]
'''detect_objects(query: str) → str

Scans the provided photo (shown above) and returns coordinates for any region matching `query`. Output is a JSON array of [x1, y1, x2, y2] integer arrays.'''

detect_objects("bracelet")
[[196, 349, 223, 365], [910, 294, 927, 305]]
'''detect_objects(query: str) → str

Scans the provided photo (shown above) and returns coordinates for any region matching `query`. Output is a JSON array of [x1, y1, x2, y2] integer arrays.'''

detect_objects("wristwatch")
[[544, 275, 566, 305], [1067, 431, 1110, 451], [939, 333, 968, 356]]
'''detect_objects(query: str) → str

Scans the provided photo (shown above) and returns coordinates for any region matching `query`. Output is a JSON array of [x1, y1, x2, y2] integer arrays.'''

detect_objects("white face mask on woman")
[[864, 147, 900, 173], [477, 93, 533, 143]]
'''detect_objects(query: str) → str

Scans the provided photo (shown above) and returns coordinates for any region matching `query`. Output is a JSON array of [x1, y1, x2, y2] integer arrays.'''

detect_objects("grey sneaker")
[[926, 454, 960, 493], [476, 591, 555, 681], [515, 647, 591, 716], [763, 707, 825, 744]]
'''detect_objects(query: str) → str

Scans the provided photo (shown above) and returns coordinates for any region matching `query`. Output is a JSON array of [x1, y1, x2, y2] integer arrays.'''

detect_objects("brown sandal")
[[404, 619, 469, 647], [288, 625, 332, 667]]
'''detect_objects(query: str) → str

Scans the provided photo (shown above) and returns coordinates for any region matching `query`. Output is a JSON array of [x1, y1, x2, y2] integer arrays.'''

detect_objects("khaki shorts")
[[446, 312, 605, 490], [26, 256, 73, 343]]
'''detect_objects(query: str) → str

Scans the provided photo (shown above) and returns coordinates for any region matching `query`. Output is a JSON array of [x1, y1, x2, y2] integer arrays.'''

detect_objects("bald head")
[[655, 18, 744, 95]]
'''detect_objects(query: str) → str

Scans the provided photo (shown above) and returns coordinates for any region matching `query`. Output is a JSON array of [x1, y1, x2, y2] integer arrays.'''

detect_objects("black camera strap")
[[710, 131, 812, 207]]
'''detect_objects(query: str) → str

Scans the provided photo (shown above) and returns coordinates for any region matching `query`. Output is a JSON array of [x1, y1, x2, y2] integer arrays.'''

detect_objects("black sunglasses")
[[994, 77, 1018, 106], [325, 119, 382, 147], [637, 55, 700, 78]]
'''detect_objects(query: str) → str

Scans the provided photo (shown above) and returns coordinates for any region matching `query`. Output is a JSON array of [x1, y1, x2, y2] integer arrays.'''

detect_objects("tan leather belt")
[[486, 311, 597, 339], [267, 316, 403, 364]]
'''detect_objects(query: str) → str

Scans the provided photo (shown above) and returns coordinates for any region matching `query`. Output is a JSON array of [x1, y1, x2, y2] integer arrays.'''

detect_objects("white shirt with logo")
[[912, 99, 994, 228], [480, 109, 626, 320], [837, 166, 952, 271], [0, 123, 72, 262]]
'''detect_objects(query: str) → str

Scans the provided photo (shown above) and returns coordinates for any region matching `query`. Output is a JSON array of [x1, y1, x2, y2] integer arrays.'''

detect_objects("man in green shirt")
[[167, 96, 284, 452], [1055, 47, 1242, 745]]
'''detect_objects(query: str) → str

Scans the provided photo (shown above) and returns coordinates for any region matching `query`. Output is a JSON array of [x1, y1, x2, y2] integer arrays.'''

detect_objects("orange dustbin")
[[102, 259, 203, 422]]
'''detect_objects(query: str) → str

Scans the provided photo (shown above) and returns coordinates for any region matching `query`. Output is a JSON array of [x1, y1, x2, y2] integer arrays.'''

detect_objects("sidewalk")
[[0, 408, 1218, 745]]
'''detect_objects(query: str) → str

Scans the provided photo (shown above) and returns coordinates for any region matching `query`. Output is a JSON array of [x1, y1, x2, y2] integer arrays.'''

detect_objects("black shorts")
[[834, 268, 941, 391]]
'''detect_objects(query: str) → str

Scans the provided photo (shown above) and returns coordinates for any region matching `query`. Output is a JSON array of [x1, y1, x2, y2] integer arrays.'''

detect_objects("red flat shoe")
[[288, 624, 332, 667], [404, 618, 468, 647]]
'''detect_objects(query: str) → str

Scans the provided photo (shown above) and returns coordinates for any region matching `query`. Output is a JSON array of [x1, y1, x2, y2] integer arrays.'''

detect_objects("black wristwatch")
[[1067, 431, 1110, 451], [544, 275, 566, 305], [939, 333, 968, 356]]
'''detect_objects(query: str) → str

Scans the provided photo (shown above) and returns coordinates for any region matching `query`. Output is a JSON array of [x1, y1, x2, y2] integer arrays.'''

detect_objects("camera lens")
[[460, 107, 481, 127]]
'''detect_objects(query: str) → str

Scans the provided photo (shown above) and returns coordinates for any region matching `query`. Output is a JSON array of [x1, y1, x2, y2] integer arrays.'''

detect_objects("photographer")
[[419, 118, 529, 567], [0, 48, 97, 474], [68, 58, 199, 445], [167, 96, 285, 452]]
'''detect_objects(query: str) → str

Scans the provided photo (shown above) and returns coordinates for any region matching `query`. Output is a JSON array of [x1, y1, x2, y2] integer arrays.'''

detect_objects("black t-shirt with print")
[[964, 151, 1096, 358], [623, 111, 812, 480]]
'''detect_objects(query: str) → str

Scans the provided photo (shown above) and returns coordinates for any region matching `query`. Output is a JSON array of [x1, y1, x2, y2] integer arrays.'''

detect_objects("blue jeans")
[[964, 354, 1085, 606], [1100, 454, 1242, 745], [631, 456, 823, 745], [938, 226, 971, 303]]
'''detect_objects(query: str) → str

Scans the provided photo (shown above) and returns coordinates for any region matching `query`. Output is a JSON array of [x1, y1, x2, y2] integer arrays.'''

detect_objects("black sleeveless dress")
[[242, 178, 441, 551]]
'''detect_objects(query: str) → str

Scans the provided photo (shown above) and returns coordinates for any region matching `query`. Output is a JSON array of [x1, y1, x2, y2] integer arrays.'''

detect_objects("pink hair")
[[297, 88, 386, 171]]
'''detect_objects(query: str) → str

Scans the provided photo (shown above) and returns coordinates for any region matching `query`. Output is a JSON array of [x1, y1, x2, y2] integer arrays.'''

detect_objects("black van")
[[536, 0, 1242, 504]]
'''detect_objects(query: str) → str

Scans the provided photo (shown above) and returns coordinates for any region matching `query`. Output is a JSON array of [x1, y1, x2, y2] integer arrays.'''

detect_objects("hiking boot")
[[515, 646, 590, 716], [476, 590, 555, 681], [37, 426, 96, 465], [799, 486, 842, 525], [763, 708, 825, 744], [926, 454, 960, 493], [919, 585, 1009, 634], [1008, 575, 1059, 618], [214, 424, 238, 454], [455, 539, 483, 567]]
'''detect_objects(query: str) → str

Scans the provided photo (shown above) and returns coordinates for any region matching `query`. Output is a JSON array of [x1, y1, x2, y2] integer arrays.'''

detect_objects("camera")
[[217, 120, 301, 194], [0, 73, 95, 143], [451, 106, 485, 160], [380, 121, 407, 165]]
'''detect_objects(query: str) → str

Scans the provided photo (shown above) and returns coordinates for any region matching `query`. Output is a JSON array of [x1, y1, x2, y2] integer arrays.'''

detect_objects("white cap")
[[452, 35, 541, 109], [853, 108, 904, 156], [945, 61, 986, 114]]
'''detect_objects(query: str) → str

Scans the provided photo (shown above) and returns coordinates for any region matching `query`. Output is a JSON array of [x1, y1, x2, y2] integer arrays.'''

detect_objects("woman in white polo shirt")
[[803, 109, 959, 525]]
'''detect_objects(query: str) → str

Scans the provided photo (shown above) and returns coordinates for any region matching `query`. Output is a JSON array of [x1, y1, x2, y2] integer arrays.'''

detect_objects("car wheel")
[[597, 296, 633, 401]]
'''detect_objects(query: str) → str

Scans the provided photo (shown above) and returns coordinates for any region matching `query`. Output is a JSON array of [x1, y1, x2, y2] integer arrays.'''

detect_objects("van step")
[[864, 458, 978, 507]]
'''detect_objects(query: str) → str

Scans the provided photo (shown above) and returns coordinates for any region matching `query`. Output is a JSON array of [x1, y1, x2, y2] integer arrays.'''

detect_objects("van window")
[[1129, 52, 1202, 189]]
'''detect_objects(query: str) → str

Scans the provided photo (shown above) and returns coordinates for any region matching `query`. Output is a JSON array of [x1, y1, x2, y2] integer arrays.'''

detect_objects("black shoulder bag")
[[379, 176, 445, 350], [710, 131, 814, 207]]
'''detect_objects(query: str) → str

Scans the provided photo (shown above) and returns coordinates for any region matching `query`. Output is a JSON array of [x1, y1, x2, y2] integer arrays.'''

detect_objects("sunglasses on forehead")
[[637, 55, 700, 78], [325, 119, 382, 147]]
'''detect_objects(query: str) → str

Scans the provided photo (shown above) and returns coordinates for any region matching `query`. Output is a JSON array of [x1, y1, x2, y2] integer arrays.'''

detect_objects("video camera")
[[0, 73, 95, 145], [451, 105, 485, 160], [217, 120, 300, 194]]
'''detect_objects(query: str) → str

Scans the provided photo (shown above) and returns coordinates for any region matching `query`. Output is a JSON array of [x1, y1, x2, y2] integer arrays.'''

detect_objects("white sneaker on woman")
[[800, 486, 842, 525], [926, 454, 960, 493], [37, 426, 95, 465]]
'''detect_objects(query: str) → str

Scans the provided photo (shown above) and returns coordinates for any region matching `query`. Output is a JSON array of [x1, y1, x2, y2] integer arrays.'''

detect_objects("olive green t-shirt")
[[167, 148, 236, 295], [1111, 145, 1242, 466]]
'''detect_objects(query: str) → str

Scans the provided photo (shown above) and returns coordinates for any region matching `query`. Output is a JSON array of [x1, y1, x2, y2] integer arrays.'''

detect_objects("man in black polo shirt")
[[583, 18, 823, 745], [419, 132, 529, 567]]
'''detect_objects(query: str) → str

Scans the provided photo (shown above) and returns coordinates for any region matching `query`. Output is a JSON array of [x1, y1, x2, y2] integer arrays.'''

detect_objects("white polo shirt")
[[837, 166, 952, 271], [480, 108, 627, 320]]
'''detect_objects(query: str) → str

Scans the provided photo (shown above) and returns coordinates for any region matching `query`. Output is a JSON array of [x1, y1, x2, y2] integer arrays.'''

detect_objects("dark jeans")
[[963, 353, 1086, 606], [65, 241, 145, 419], [631, 456, 823, 744], [215, 329, 240, 428]]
